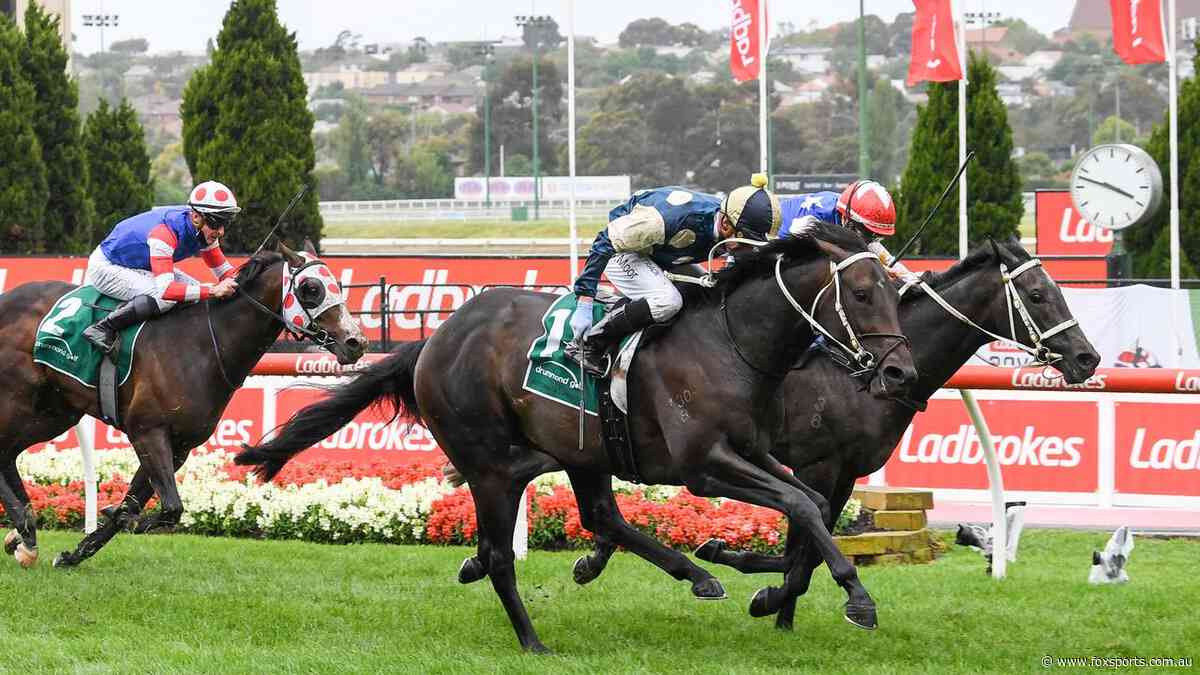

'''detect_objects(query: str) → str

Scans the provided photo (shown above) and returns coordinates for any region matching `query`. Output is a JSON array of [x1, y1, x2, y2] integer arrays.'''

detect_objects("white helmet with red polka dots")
[[836, 179, 896, 237], [188, 180, 241, 226]]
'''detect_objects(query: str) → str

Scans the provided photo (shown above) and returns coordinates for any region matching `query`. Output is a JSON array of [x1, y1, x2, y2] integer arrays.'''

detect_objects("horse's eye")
[[852, 289, 869, 303], [1029, 289, 1044, 304]]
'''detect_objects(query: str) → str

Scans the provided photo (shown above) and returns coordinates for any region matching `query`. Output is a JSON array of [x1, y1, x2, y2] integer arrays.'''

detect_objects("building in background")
[[1056, 0, 1200, 43], [1, 0, 71, 50]]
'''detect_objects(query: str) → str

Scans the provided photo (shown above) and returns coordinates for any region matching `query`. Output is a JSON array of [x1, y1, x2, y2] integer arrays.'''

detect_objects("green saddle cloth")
[[522, 293, 634, 416], [32, 286, 143, 388]]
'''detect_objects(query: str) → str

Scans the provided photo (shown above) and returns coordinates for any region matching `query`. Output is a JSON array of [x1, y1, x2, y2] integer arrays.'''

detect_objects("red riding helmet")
[[836, 180, 896, 237]]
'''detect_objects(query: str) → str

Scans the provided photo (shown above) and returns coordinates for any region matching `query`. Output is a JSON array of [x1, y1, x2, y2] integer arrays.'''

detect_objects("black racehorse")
[[237, 223, 919, 652], [0, 241, 366, 569], [562, 238, 1102, 627]]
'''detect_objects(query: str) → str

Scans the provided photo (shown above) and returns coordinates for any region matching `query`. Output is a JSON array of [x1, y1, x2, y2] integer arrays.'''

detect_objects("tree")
[[82, 99, 153, 240], [466, 57, 564, 176], [618, 18, 676, 48], [1091, 115, 1138, 147], [181, 0, 321, 253], [896, 52, 1023, 254], [1133, 40, 1200, 277], [20, 2, 95, 253], [1016, 151, 1065, 190], [109, 37, 149, 55], [522, 19, 563, 50], [332, 95, 370, 187], [0, 15, 47, 252], [995, 19, 1052, 55]]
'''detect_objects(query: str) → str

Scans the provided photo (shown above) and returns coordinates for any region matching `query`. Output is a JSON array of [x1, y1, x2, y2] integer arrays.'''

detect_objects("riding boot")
[[83, 294, 161, 355], [579, 299, 656, 376]]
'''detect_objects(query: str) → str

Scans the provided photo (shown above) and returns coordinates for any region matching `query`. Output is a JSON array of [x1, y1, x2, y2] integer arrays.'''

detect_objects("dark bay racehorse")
[[567, 238, 1101, 627], [0, 242, 366, 569], [237, 224, 918, 652]]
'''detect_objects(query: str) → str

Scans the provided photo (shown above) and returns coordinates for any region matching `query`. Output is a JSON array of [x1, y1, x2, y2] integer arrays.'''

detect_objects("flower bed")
[[7, 447, 862, 554]]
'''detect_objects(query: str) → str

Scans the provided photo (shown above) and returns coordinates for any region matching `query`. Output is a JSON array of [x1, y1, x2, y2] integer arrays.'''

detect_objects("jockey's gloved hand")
[[570, 296, 595, 339]]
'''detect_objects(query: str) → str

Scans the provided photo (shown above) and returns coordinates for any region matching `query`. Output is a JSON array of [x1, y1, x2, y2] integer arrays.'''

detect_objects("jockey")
[[567, 174, 781, 376], [82, 180, 241, 354], [779, 179, 918, 283]]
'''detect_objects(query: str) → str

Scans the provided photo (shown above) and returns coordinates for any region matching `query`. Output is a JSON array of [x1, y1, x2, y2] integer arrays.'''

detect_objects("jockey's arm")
[[148, 224, 215, 302], [200, 241, 236, 281], [866, 239, 919, 283], [573, 229, 616, 298]]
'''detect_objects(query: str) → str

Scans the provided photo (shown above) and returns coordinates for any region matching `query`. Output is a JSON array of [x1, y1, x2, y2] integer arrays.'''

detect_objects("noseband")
[[899, 257, 1079, 367]]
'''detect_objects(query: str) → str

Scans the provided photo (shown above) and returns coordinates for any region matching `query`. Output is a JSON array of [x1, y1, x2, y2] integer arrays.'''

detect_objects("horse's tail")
[[235, 340, 427, 481]]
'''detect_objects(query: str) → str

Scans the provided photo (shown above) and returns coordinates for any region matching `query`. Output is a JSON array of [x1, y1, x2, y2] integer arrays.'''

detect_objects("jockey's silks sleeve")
[[867, 240, 919, 283], [573, 187, 723, 297], [779, 192, 842, 237], [148, 224, 214, 302]]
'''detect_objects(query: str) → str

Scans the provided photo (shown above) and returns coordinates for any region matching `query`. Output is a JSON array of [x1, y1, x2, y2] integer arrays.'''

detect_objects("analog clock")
[[1069, 143, 1164, 231]]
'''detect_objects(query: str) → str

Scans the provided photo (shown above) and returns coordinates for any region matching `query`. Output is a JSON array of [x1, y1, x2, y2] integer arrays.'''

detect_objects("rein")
[[899, 257, 1077, 367]]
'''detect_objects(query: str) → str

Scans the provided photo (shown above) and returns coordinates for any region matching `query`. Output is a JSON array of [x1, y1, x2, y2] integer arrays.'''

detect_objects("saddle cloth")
[[522, 293, 640, 416], [32, 286, 142, 388]]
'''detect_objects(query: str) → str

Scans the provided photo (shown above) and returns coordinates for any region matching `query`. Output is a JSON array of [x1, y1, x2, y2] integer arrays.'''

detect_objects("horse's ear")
[[277, 240, 304, 268], [813, 238, 850, 263], [303, 238, 318, 257], [987, 236, 1003, 261]]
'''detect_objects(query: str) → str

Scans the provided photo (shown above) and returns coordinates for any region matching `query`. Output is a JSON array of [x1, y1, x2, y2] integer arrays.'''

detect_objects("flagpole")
[[1168, 0, 1181, 289], [957, 0, 968, 261], [567, 0, 579, 281], [758, 0, 769, 174]]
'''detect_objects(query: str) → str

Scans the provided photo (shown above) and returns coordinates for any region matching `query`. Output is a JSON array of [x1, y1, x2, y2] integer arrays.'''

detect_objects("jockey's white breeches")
[[84, 247, 199, 312], [603, 252, 682, 322]]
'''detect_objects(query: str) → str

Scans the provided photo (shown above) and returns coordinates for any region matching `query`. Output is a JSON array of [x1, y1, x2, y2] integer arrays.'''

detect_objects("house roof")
[[1068, 0, 1200, 30]]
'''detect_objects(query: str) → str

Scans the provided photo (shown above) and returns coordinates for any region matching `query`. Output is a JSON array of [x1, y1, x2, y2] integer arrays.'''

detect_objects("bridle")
[[712, 245, 909, 379], [205, 256, 346, 388], [899, 257, 1078, 366]]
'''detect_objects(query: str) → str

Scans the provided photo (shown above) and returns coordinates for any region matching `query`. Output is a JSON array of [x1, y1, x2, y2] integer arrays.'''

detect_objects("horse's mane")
[[902, 237, 1029, 302], [234, 250, 285, 287], [680, 221, 870, 307]]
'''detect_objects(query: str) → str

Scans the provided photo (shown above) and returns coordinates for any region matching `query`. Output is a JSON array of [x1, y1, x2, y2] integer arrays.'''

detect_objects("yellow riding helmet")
[[721, 173, 781, 241]]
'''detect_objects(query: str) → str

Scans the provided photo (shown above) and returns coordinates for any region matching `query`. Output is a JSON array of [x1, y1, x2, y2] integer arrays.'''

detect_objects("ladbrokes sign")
[[1035, 190, 1114, 256], [1115, 402, 1200, 496]]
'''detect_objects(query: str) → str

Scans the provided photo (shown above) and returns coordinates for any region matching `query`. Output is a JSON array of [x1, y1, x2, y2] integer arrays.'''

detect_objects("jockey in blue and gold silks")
[[568, 174, 781, 376]]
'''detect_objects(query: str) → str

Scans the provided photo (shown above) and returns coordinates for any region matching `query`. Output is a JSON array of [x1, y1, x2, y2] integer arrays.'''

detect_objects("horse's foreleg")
[[775, 470, 852, 630], [0, 460, 38, 568], [53, 468, 154, 568], [572, 535, 618, 586], [689, 449, 875, 630], [566, 470, 725, 600], [128, 429, 184, 533]]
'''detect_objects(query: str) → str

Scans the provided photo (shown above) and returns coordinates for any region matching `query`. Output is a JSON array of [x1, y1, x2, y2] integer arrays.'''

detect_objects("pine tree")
[[1134, 40, 1200, 277], [896, 52, 1023, 255], [82, 99, 153, 240], [20, 2, 96, 253], [181, 0, 320, 253], [0, 14, 48, 253]]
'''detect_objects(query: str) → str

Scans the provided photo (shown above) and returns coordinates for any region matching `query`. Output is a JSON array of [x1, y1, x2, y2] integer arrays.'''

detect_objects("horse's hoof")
[[749, 586, 783, 618], [3, 529, 21, 555], [694, 538, 726, 563], [775, 617, 794, 631], [844, 602, 878, 631], [457, 556, 487, 584], [691, 577, 727, 600], [52, 552, 78, 568], [100, 505, 120, 521], [13, 544, 37, 569], [525, 641, 552, 655], [572, 555, 600, 586]]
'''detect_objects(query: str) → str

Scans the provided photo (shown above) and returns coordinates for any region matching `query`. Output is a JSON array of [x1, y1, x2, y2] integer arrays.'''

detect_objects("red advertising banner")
[[1035, 190, 1114, 257], [885, 399, 1099, 492], [729, 0, 768, 82], [1110, 0, 1168, 65], [906, 0, 964, 86], [1114, 402, 1200, 496]]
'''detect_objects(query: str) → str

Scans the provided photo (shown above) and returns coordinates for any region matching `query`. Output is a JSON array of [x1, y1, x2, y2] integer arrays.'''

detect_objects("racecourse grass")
[[0, 530, 1195, 674]]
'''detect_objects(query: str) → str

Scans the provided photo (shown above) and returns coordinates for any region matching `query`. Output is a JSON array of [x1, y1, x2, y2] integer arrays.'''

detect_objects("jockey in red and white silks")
[[83, 180, 241, 354]]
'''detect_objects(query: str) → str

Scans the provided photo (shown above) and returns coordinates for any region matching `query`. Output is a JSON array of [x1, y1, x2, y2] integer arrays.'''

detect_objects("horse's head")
[[806, 228, 918, 398], [986, 238, 1100, 383], [241, 240, 367, 365]]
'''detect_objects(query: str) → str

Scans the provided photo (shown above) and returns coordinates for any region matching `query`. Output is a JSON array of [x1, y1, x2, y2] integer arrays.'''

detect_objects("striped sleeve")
[[200, 241, 236, 280], [148, 224, 211, 302]]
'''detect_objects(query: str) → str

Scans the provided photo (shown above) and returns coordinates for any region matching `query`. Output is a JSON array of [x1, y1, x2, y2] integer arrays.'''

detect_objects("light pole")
[[478, 43, 496, 208], [857, 0, 870, 177], [82, 9, 119, 100], [516, 14, 554, 221]]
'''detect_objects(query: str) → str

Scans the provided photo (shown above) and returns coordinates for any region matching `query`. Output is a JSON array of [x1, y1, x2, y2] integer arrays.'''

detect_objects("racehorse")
[[0, 241, 366, 569], [564, 238, 1101, 627], [236, 223, 919, 652]]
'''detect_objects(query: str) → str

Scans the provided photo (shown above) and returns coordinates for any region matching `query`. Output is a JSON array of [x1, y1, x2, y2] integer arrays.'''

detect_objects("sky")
[[71, 0, 1078, 55]]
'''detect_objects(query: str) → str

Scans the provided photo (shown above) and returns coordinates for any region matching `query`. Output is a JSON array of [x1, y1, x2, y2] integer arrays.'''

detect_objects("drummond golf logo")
[[534, 362, 581, 391], [36, 336, 79, 363]]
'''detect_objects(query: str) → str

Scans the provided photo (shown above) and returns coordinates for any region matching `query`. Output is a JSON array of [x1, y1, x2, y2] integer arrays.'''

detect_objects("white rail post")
[[960, 390, 1007, 579], [77, 416, 98, 534]]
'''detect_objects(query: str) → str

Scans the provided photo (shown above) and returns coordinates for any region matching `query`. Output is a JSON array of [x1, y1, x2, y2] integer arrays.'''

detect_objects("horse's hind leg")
[[469, 476, 550, 654], [0, 459, 38, 568], [566, 469, 725, 599]]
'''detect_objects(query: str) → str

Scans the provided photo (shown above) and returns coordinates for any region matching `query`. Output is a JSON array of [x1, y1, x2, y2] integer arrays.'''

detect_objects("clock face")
[[1069, 144, 1164, 231]]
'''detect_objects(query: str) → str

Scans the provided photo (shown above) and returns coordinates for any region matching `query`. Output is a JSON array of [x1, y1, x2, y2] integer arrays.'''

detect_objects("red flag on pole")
[[1110, 0, 1168, 64], [906, 0, 964, 87], [730, 0, 768, 82]]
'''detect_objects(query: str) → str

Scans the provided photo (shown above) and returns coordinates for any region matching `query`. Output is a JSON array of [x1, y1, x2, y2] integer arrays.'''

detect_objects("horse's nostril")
[[346, 338, 362, 351], [1077, 352, 1099, 369], [883, 365, 906, 383]]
